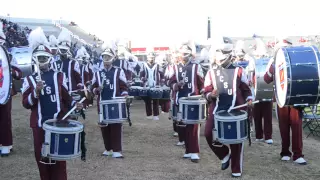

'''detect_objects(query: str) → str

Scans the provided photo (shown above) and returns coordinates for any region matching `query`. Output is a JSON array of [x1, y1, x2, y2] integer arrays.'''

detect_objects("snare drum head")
[[46, 121, 77, 128], [0, 46, 12, 105], [216, 110, 246, 117], [274, 48, 288, 107]]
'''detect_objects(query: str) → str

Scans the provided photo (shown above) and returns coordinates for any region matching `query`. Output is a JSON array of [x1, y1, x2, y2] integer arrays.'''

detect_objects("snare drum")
[[138, 87, 149, 97], [162, 86, 171, 99], [99, 98, 127, 124], [42, 119, 84, 161], [169, 100, 178, 120], [149, 87, 163, 99], [177, 97, 207, 124], [129, 86, 140, 97], [213, 110, 248, 144], [254, 58, 274, 100], [274, 45, 320, 107]]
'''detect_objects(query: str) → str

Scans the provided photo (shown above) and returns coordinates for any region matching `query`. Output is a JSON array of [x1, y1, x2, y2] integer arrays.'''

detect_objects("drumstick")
[[228, 100, 259, 112], [69, 89, 86, 93], [62, 97, 86, 120], [35, 60, 44, 95]]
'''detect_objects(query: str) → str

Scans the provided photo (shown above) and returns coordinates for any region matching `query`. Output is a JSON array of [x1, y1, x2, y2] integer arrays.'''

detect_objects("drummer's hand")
[[95, 86, 102, 94], [76, 102, 83, 110], [211, 89, 218, 98], [247, 100, 253, 107], [36, 81, 44, 95], [177, 80, 184, 87], [141, 77, 147, 82]]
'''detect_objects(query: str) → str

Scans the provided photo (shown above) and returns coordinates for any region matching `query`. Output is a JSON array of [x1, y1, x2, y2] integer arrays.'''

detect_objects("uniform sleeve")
[[238, 68, 253, 101], [11, 65, 22, 80], [196, 65, 205, 92], [264, 57, 274, 84], [204, 70, 214, 100], [140, 64, 145, 79], [168, 66, 178, 91], [21, 76, 38, 109], [73, 61, 83, 87], [119, 69, 128, 95], [91, 72, 100, 95]]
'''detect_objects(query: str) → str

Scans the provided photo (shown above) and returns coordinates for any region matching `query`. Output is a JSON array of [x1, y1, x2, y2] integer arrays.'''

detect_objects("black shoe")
[[221, 155, 231, 170]]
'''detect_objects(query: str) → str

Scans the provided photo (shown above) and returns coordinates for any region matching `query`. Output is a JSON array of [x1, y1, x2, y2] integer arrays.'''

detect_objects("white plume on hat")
[[75, 47, 85, 59], [254, 38, 268, 56], [28, 27, 50, 50], [181, 40, 196, 55], [58, 28, 72, 46], [235, 40, 245, 55], [49, 35, 58, 47], [0, 21, 6, 40], [101, 40, 116, 56]]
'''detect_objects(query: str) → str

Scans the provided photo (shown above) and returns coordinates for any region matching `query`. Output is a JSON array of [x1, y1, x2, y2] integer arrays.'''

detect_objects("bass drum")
[[254, 58, 274, 101], [10, 46, 33, 93], [0, 45, 12, 105]]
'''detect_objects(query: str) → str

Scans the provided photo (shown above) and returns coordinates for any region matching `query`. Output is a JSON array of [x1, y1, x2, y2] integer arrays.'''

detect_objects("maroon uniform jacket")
[[91, 66, 128, 112], [204, 65, 252, 113], [52, 59, 82, 91], [168, 62, 204, 105], [22, 70, 76, 128], [264, 58, 276, 102]]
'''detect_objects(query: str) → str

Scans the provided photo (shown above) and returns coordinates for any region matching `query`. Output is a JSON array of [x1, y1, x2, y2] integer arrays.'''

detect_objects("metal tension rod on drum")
[[62, 97, 86, 120], [228, 100, 259, 112]]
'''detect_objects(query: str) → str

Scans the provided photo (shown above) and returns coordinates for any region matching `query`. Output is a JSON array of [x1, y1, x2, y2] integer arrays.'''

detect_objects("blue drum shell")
[[129, 88, 139, 97], [102, 103, 127, 120], [50, 133, 80, 155], [182, 104, 205, 120], [162, 90, 171, 99], [139, 89, 149, 97], [217, 120, 247, 140], [150, 90, 163, 99]]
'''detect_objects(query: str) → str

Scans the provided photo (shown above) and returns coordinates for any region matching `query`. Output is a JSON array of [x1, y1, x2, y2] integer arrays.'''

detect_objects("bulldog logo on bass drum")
[[279, 62, 285, 90]]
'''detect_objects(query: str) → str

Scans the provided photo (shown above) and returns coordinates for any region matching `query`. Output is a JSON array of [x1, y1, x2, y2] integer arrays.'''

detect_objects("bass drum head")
[[0, 46, 12, 105], [274, 48, 288, 108]]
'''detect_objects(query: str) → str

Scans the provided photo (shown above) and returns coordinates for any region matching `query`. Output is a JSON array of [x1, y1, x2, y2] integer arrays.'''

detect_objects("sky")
[[1, 0, 319, 46]]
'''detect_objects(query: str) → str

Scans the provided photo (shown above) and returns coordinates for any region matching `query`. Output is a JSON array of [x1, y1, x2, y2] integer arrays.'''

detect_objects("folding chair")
[[302, 105, 320, 138]]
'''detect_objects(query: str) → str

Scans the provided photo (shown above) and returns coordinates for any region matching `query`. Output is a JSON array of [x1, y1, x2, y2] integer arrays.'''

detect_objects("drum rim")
[[179, 99, 207, 104], [100, 99, 127, 104], [274, 47, 289, 108], [43, 119, 84, 133], [214, 110, 248, 120], [0, 45, 12, 105], [48, 153, 81, 160]]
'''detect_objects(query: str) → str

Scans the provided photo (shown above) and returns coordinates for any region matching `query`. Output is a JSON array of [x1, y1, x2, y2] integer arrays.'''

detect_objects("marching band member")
[[92, 41, 128, 158], [167, 52, 185, 142], [0, 22, 22, 156], [169, 41, 204, 162], [53, 29, 83, 91], [252, 37, 273, 144], [156, 53, 170, 114], [204, 36, 252, 177], [48, 35, 59, 63], [140, 48, 164, 120], [21, 27, 83, 180], [75, 47, 90, 109], [264, 37, 307, 165], [114, 39, 131, 81]]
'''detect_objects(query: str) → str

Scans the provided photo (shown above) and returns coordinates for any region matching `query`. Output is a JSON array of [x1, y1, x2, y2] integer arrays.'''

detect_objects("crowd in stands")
[[1, 18, 31, 48]]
